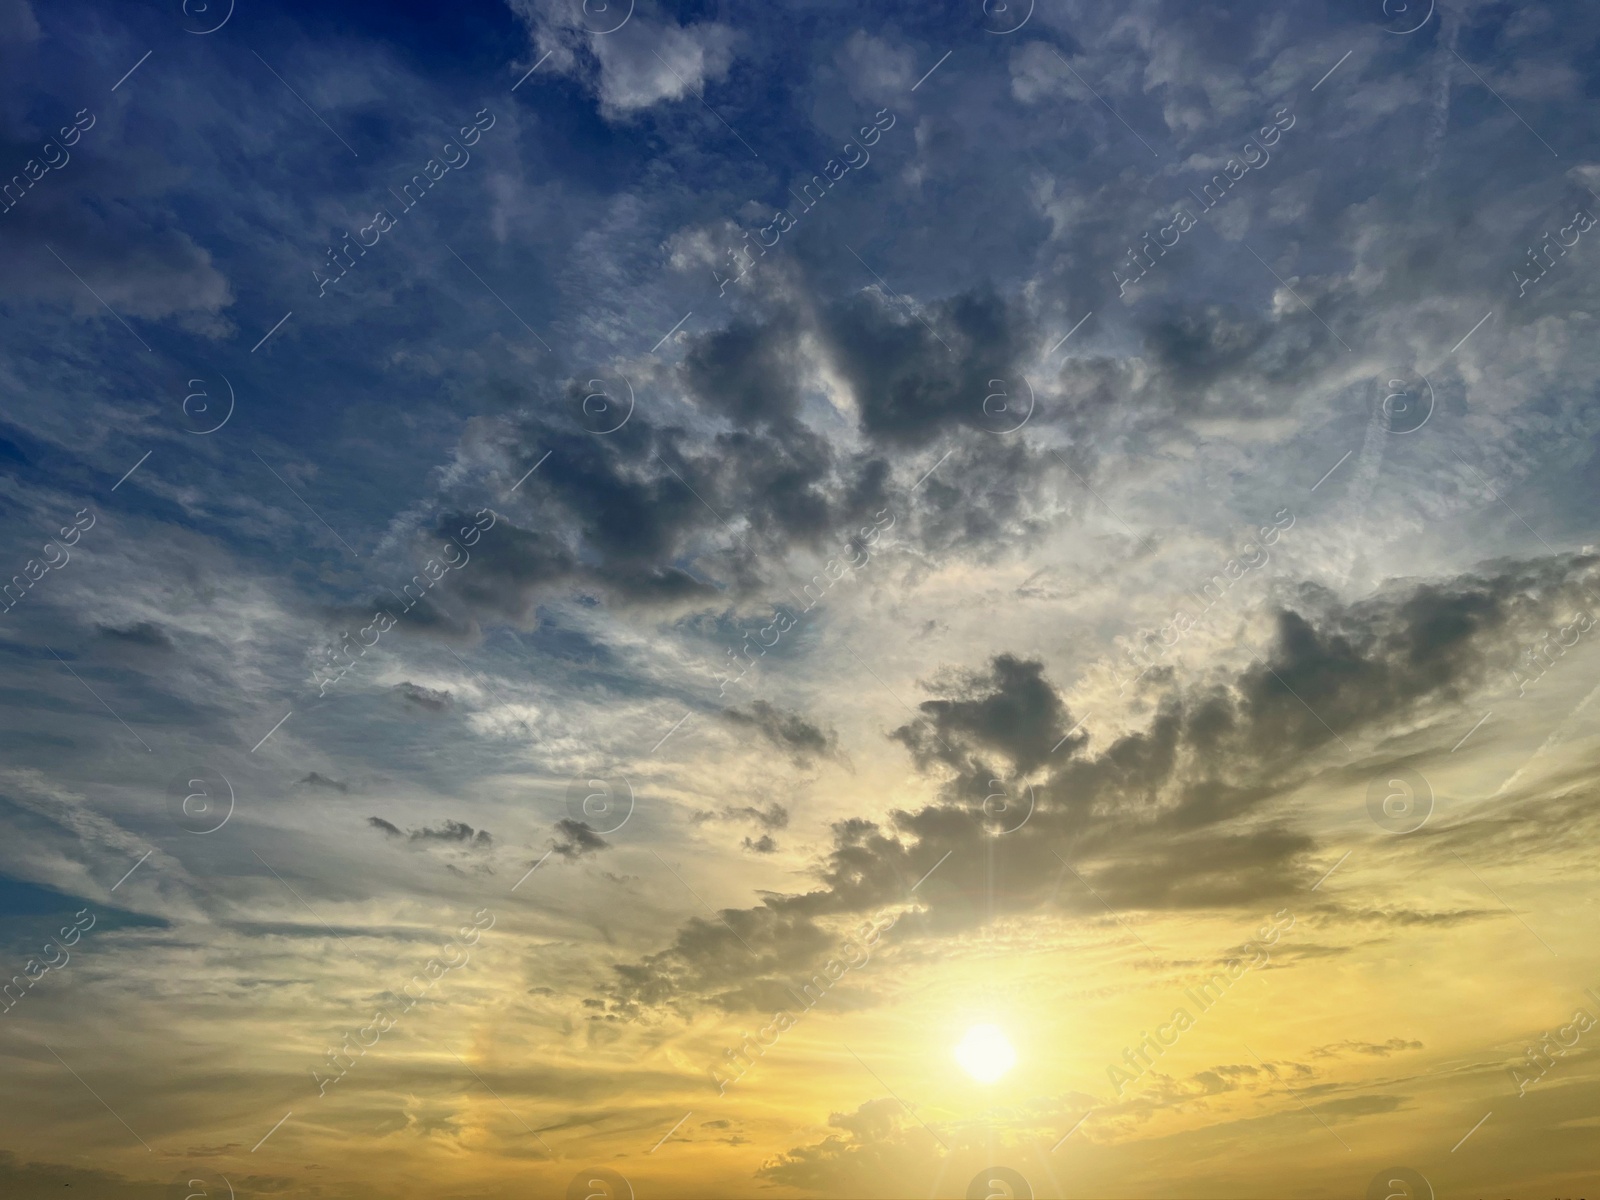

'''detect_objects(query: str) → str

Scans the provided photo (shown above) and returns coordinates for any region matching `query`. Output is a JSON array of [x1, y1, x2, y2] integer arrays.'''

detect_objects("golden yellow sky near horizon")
[[9, 703, 1600, 1200]]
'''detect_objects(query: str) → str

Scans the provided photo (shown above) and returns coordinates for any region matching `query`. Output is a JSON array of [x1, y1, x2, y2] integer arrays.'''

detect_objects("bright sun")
[[953, 1023, 1017, 1084]]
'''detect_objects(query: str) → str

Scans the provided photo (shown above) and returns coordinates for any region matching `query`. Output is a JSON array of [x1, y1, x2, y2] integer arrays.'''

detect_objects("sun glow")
[[953, 1023, 1017, 1084]]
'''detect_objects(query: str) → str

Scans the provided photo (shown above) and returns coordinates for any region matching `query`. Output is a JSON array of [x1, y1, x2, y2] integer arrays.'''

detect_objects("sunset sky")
[[5, 0, 1600, 1197]]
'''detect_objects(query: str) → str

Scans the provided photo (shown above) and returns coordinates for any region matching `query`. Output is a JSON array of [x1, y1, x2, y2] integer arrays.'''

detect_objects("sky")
[[3, 0, 1600, 1196]]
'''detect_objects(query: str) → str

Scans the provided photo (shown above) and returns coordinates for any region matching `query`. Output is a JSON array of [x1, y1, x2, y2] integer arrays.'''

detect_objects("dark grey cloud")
[[393, 681, 451, 711], [599, 551, 1600, 1015], [820, 287, 1037, 447], [721, 701, 837, 762], [891, 653, 1067, 777], [365, 817, 492, 848], [399, 282, 1062, 635], [296, 772, 349, 793], [550, 817, 608, 862], [409, 820, 492, 847], [691, 801, 789, 831], [681, 315, 806, 429], [93, 621, 172, 650]]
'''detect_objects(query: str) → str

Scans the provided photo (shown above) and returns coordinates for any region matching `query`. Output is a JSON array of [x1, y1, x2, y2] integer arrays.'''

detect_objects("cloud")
[[0, 1149, 297, 1198], [599, 551, 1600, 1013], [0, 0, 39, 44], [821, 286, 1038, 448], [393, 681, 451, 711], [409, 820, 493, 847], [550, 817, 608, 861], [508, 0, 736, 119], [721, 701, 837, 762], [589, 20, 736, 117], [891, 653, 1067, 776], [757, 1099, 941, 1197], [1308, 1093, 1408, 1118], [1311, 1038, 1424, 1059], [692, 801, 789, 831], [365, 817, 492, 848], [93, 620, 172, 650], [296, 772, 349, 793], [836, 31, 915, 104], [411, 288, 1059, 633]]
